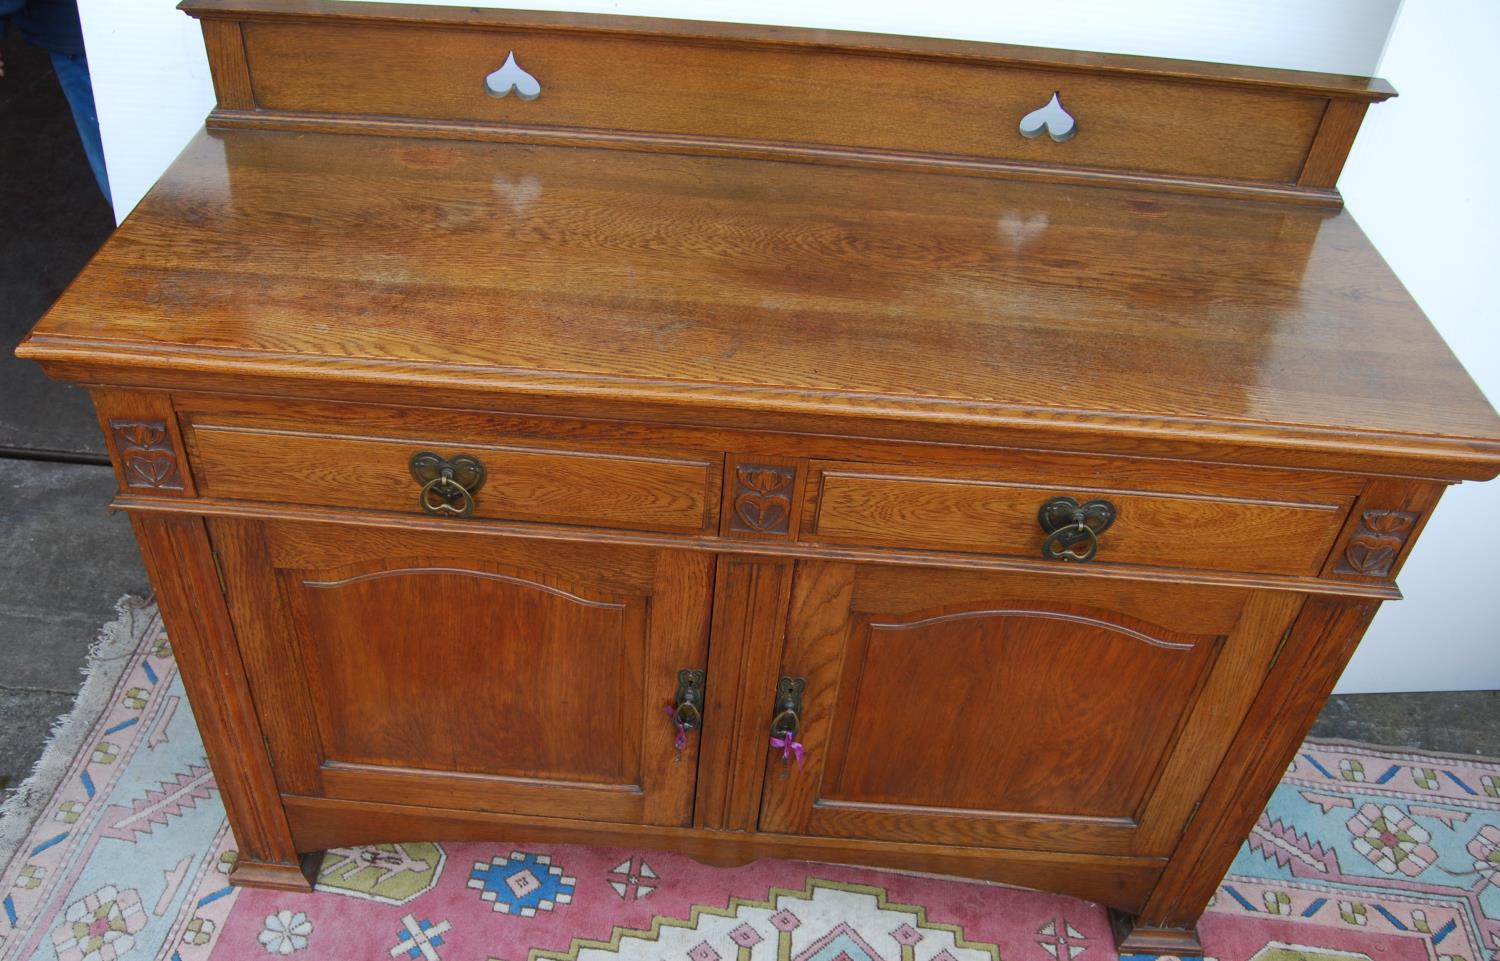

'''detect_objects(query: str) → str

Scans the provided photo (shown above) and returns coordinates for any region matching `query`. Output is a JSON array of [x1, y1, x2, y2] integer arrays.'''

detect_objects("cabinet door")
[[211, 518, 713, 827], [758, 561, 1301, 856]]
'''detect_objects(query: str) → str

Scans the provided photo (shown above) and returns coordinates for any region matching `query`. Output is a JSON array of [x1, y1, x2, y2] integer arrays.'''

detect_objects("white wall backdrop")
[[74, 1, 1498, 691], [78, 0, 215, 228], [1330, 0, 1500, 693]]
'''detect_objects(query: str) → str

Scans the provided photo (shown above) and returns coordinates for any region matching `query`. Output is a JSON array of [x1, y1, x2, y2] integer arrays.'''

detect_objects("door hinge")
[[210, 551, 229, 598], [1267, 625, 1294, 672], [263, 735, 276, 769], [1182, 800, 1202, 833]]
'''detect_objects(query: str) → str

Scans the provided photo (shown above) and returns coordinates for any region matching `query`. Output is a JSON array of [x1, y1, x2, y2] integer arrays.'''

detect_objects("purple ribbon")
[[770, 732, 805, 769], [662, 704, 687, 754]]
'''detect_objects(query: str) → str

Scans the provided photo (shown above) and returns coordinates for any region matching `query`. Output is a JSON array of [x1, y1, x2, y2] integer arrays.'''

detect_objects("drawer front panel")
[[809, 464, 1347, 576], [188, 423, 721, 534], [241, 20, 1324, 184]]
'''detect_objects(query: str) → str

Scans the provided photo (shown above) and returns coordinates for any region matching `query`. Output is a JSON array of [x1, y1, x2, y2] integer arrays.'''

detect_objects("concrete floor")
[[1312, 690, 1500, 757], [1, 34, 150, 795], [0, 26, 1496, 805], [0, 461, 149, 794]]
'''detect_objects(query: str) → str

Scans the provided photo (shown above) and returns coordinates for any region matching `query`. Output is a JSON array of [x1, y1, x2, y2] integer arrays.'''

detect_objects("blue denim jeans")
[[3, 0, 112, 205], [48, 48, 111, 206]]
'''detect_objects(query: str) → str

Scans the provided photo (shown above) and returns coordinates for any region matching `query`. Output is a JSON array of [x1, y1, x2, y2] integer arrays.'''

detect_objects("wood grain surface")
[[181, 0, 1393, 201], [187, 421, 721, 533], [20, 130, 1500, 478], [808, 464, 1348, 575], [757, 561, 1299, 858], [212, 516, 713, 827]]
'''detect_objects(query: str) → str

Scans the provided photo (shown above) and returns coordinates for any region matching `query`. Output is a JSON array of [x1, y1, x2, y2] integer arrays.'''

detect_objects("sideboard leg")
[[129, 513, 309, 889], [1110, 910, 1202, 956], [231, 852, 323, 892]]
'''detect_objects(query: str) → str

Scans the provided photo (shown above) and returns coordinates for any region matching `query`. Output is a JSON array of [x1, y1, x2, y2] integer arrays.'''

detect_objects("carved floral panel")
[[109, 419, 185, 491], [1334, 509, 1419, 577], [729, 464, 796, 536]]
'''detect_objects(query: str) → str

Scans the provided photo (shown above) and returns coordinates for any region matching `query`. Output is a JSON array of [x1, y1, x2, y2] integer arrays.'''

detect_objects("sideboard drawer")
[[187, 423, 721, 534], [806, 461, 1349, 576]]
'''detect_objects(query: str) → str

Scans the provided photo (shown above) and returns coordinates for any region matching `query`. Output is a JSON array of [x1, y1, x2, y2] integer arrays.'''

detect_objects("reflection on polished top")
[[21, 128, 1500, 476]]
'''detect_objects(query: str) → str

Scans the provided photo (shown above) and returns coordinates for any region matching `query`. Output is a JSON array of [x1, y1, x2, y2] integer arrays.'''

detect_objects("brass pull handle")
[[671, 669, 705, 732], [1038, 496, 1116, 563], [769, 676, 805, 737], [410, 452, 486, 518], [769, 676, 806, 775], [664, 669, 705, 762]]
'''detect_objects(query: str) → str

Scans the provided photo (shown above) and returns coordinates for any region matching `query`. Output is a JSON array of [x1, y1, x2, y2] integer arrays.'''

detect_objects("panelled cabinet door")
[[758, 561, 1303, 857], [210, 518, 714, 827]]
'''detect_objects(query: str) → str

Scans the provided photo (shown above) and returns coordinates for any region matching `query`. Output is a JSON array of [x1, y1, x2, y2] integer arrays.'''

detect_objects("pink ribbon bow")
[[662, 704, 688, 754], [770, 732, 805, 769]]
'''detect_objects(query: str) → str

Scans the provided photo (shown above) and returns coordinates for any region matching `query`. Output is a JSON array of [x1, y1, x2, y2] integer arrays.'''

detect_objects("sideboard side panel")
[[1131, 593, 1383, 934]]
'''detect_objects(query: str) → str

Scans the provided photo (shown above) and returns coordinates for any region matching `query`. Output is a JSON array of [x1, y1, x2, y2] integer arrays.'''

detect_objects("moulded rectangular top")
[[19, 128, 1500, 479]]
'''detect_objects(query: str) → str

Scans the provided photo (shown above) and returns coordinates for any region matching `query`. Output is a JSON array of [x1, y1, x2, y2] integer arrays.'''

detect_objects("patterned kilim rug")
[[2, 604, 1498, 961]]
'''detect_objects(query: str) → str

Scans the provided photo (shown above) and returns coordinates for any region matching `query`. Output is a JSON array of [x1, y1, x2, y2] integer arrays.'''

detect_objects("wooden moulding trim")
[[1298, 99, 1371, 189], [177, 0, 1395, 103], [21, 341, 1500, 481], [204, 109, 1347, 208], [199, 20, 255, 110], [111, 493, 1402, 601], [279, 793, 1166, 914]]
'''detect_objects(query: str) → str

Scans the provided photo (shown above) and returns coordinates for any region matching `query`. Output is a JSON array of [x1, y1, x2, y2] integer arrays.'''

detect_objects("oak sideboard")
[[19, 0, 1500, 952]]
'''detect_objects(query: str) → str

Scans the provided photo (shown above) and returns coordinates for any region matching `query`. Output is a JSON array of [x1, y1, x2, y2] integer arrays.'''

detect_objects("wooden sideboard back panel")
[[184, 0, 1393, 203]]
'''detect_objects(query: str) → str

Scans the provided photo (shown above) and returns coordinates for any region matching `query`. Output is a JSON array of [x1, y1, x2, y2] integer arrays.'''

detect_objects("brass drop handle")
[[410, 452, 486, 518], [664, 669, 705, 762], [769, 675, 805, 737], [1038, 496, 1116, 563], [671, 669, 705, 732], [768, 676, 806, 776]]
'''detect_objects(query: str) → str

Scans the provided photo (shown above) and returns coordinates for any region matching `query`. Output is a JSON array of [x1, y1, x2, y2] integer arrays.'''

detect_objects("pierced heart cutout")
[[1019, 92, 1077, 142], [484, 52, 541, 101]]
